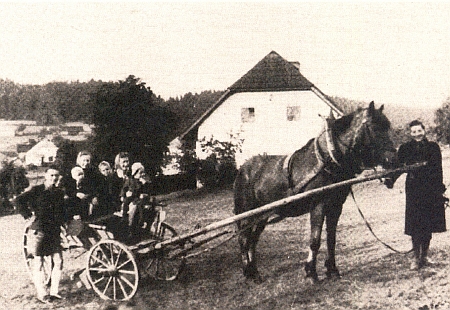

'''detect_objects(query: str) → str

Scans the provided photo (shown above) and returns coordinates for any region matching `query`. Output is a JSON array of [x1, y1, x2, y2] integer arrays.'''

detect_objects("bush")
[[196, 135, 242, 189]]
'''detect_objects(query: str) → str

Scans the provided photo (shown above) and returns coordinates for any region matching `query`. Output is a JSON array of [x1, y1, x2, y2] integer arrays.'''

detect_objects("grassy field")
[[1, 151, 450, 309]]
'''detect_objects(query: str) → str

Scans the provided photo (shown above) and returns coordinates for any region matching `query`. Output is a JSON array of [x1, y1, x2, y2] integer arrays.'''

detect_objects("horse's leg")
[[238, 218, 267, 283], [324, 204, 343, 279], [305, 204, 325, 284]]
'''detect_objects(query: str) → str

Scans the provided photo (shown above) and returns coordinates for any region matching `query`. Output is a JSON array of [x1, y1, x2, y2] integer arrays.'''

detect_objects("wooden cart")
[[22, 164, 425, 301], [23, 204, 185, 301]]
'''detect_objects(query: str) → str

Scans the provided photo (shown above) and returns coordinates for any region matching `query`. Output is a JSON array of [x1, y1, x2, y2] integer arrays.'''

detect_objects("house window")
[[241, 107, 255, 123], [287, 106, 301, 121]]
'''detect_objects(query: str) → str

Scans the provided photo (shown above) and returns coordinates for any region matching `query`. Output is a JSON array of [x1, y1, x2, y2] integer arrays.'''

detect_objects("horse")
[[233, 101, 396, 283]]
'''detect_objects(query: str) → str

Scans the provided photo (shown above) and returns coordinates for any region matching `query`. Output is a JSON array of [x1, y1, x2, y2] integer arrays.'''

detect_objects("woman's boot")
[[410, 237, 421, 270], [420, 237, 434, 267]]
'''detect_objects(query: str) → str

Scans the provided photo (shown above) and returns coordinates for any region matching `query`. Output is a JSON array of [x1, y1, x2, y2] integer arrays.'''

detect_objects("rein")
[[349, 188, 413, 254]]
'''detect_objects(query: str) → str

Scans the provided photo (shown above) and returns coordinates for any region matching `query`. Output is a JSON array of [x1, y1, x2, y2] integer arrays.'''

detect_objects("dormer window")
[[241, 107, 255, 123], [287, 106, 301, 121]]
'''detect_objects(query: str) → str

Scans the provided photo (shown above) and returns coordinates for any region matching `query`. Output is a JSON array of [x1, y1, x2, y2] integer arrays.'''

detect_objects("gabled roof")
[[27, 139, 58, 154], [179, 51, 342, 141], [229, 51, 313, 92]]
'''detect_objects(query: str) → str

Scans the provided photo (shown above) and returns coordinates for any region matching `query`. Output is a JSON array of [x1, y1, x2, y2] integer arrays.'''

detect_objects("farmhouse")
[[25, 138, 58, 166], [179, 51, 343, 167]]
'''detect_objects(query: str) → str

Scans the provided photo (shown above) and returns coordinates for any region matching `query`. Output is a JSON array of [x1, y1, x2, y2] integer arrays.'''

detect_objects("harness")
[[286, 122, 335, 195], [286, 117, 372, 196]]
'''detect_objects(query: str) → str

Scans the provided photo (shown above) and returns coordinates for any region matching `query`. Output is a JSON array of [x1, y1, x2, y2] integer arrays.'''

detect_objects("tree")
[[90, 75, 177, 176], [163, 90, 225, 135], [53, 137, 80, 180], [434, 97, 450, 144], [0, 160, 29, 214]]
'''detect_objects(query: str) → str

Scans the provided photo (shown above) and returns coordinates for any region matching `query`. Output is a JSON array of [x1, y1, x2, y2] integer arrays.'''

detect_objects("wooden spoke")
[[86, 240, 138, 301], [89, 267, 109, 272], [113, 277, 117, 300], [113, 248, 123, 267], [109, 242, 114, 266], [97, 244, 112, 265], [92, 276, 106, 285], [116, 276, 130, 300], [120, 273, 135, 286], [116, 258, 133, 270], [90, 254, 111, 269], [102, 276, 113, 296]]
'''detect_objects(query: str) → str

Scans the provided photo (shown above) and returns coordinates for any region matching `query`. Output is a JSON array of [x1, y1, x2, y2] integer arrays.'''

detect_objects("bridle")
[[316, 114, 389, 173], [287, 111, 391, 195]]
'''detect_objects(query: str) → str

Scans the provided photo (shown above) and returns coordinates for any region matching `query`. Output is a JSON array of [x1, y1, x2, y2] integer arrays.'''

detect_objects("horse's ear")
[[379, 104, 384, 113], [368, 101, 375, 115]]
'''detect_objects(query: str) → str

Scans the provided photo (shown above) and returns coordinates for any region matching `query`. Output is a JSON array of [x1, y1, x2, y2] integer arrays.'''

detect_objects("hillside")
[[330, 96, 438, 129], [383, 104, 437, 128]]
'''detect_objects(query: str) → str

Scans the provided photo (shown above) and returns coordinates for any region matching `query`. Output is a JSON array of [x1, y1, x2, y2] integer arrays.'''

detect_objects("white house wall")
[[197, 90, 333, 166], [25, 140, 58, 166]]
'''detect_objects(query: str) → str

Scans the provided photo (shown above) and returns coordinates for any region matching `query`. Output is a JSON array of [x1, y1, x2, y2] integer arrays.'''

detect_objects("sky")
[[1, 2, 450, 108]]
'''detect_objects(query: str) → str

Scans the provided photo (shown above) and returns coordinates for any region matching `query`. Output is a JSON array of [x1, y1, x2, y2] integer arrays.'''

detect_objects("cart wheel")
[[143, 222, 185, 281], [23, 225, 52, 286], [86, 239, 138, 301]]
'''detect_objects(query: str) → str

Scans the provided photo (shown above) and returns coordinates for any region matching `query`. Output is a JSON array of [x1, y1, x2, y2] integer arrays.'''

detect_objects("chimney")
[[290, 61, 300, 71]]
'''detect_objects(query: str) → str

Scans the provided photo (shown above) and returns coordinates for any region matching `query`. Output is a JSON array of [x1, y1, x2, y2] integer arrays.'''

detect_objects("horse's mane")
[[333, 106, 391, 133], [333, 112, 355, 133]]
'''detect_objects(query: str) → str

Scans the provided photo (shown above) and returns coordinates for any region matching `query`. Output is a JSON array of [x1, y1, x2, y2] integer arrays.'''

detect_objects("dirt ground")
[[2, 150, 450, 309]]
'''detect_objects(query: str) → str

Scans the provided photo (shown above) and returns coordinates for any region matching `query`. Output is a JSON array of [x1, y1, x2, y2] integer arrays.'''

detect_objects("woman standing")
[[385, 120, 446, 270]]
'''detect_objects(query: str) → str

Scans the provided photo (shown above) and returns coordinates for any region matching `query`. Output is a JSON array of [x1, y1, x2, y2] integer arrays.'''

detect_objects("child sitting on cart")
[[64, 167, 96, 249], [120, 162, 157, 240]]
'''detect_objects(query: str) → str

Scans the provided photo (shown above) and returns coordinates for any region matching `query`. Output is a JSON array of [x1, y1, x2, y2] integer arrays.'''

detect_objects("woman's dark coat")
[[397, 138, 446, 236]]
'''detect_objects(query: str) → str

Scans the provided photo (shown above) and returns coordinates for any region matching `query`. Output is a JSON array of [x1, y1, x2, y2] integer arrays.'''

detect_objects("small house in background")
[[0, 120, 36, 137], [25, 138, 58, 166], [179, 51, 343, 167], [64, 122, 92, 133], [60, 125, 84, 136]]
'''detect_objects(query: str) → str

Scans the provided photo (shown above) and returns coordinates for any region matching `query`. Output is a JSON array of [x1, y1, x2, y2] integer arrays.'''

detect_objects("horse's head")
[[338, 101, 396, 171]]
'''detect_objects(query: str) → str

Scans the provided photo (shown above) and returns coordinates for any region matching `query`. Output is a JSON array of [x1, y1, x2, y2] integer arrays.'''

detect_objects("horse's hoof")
[[306, 275, 319, 285], [244, 274, 264, 284], [243, 267, 264, 284], [304, 261, 319, 284], [251, 275, 264, 284], [325, 271, 341, 280]]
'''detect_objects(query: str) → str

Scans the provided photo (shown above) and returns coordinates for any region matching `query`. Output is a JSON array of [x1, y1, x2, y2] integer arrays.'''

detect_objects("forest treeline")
[[0, 77, 224, 134], [1, 75, 448, 157]]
